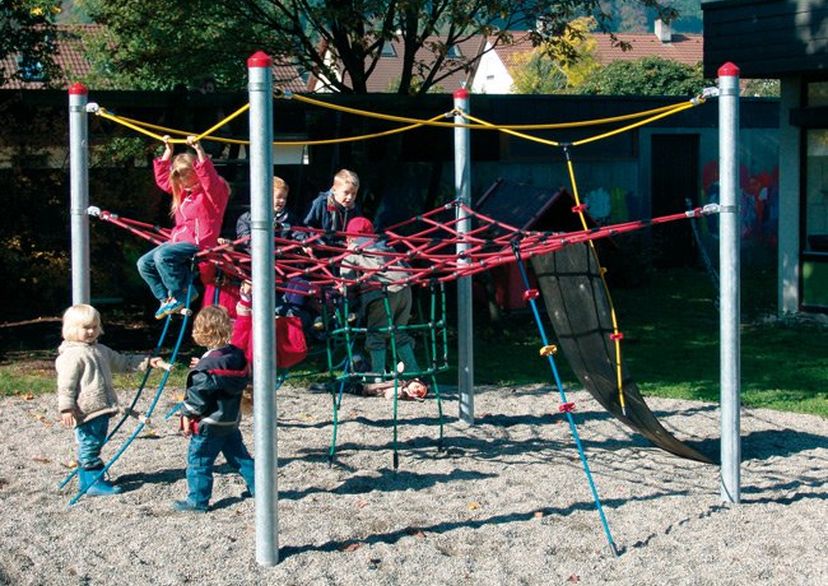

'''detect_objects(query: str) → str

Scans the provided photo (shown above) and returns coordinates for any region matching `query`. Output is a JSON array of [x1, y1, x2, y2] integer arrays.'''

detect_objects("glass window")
[[805, 130, 828, 253], [380, 42, 397, 58], [806, 81, 828, 106]]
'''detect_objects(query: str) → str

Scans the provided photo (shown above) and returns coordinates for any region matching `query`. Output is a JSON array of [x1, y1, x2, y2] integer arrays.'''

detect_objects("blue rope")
[[67, 281, 197, 507], [512, 245, 619, 557]]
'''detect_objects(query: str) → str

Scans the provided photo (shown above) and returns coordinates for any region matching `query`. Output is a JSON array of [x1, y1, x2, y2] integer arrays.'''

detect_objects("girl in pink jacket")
[[137, 135, 230, 319]]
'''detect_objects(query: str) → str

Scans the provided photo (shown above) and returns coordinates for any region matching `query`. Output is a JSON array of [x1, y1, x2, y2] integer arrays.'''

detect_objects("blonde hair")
[[192, 305, 232, 349], [168, 153, 231, 216], [333, 169, 359, 190], [62, 304, 103, 342], [168, 153, 197, 215], [273, 176, 289, 194]]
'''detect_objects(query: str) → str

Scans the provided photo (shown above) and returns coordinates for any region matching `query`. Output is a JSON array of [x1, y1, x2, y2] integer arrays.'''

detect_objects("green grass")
[[465, 265, 828, 417], [2, 266, 826, 417]]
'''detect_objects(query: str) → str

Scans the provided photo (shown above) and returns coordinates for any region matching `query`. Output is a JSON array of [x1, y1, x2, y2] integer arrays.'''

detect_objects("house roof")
[[1, 24, 94, 89], [308, 35, 488, 93], [493, 30, 703, 70], [1, 24, 307, 93]]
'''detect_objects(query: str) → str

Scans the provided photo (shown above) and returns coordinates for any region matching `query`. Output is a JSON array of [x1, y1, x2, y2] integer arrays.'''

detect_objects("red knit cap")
[[346, 216, 374, 235]]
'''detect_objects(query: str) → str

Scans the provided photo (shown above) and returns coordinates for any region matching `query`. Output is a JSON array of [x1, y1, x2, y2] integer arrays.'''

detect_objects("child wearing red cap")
[[340, 217, 422, 385]]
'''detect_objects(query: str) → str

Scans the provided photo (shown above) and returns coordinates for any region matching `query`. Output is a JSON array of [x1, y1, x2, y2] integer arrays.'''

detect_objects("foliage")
[[743, 78, 780, 98], [75, 0, 675, 94], [574, 55, 705, 96], [509, 17, 601, 94], [0, 0, 61, 87]]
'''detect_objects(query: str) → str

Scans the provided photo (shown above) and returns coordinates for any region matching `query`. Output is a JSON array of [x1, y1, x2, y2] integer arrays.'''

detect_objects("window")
[[803, 129, 828, 308], [17, 55, 45, 82], [381, 42, 397, 58], [807, 81, 828, 107], [447, 44, 463, 59]]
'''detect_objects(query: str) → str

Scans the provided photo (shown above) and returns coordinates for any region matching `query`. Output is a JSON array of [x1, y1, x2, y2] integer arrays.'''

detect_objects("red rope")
[[91, 202, 710, 297]]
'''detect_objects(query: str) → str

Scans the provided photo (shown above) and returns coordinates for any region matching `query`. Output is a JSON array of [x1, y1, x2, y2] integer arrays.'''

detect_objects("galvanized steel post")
[[453, 87, 474, 424], [69, 83, 90, 304], [718, 62, 741, 504], [248, 51, 279, 564]]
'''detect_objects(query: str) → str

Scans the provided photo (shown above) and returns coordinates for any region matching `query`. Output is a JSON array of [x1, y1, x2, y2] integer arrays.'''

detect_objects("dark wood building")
[[704, 0, 828, 313]]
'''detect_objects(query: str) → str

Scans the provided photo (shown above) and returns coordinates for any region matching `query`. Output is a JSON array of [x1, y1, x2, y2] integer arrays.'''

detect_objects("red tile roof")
[[1, 24, 94, 89], [1, 24, 307, 92], [308, 35, 487, 93], [494, 30, 702, 69]]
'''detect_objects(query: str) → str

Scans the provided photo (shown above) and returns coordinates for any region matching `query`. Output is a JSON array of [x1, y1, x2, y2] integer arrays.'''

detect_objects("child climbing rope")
[[174, 305, 254, 513], [56, 304, 162, 497], [339, 216, 427, 399], [137, 135, 231, 319]]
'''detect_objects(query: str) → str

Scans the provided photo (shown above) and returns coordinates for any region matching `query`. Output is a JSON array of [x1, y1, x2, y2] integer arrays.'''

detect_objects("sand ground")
[[0, 383, 825, 585]]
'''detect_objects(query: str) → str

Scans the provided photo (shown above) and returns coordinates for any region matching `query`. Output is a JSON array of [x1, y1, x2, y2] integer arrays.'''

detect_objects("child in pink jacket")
[[137, 135, 230, 319]]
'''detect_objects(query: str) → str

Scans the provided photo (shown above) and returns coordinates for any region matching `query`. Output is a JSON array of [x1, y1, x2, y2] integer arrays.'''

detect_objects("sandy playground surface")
[[0, 382, 825, 585]]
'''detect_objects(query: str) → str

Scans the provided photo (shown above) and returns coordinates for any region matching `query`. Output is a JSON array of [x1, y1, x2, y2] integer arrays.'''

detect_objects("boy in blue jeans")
[[175, 305, 255, 512]]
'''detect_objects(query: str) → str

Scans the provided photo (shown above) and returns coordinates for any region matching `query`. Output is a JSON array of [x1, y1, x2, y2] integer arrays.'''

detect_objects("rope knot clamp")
[[609, 332, 624, 341], [571, 203, 588, 213], [558, 402, 576, 413], [539, 344, 558, 357], [523, 288, 540, 301]]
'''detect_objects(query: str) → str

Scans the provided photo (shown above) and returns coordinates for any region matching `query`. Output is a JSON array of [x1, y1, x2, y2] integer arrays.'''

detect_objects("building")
[[704, 0, 828, 314], [472, 21, 703, 95]]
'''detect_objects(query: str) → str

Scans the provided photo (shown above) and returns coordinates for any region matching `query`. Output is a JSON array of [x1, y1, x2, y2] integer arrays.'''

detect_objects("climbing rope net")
[[76, 88, 720, 554]]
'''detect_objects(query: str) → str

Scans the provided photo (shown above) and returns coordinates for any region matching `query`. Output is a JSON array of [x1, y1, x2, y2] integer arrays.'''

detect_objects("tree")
[[574, 56, 705, 96], [77, 0, 676, 94], [509, 16, 600, 94], [0, 1, 61, 87]]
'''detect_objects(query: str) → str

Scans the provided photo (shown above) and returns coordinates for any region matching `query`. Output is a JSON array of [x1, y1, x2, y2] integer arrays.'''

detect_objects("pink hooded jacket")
[[153, 156, 230, 248]]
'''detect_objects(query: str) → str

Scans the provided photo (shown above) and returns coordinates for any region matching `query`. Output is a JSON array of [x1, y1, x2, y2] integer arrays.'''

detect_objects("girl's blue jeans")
[[137, 242, 199, 302], [185, 428, 255, 508], [74, 414, 109, 470]]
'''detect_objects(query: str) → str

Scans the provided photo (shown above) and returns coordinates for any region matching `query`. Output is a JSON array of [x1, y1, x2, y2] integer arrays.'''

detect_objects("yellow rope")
[[289, 92, 699, 131], [564, 154, 627, 415], [572, 101, 697, 147], [192, 102, 250, 143], [97, 106, 446, 147], [459, 111, 560, 147]]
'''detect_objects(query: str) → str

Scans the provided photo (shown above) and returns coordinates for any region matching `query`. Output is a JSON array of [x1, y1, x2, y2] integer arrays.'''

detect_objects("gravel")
[[0, 383, 825, 585]]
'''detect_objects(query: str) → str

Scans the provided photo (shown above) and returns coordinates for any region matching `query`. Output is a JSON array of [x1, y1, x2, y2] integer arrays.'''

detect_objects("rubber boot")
[[369, 348, 386, 382], [79, 468, 122, 497], [396, 343, 420, 375]]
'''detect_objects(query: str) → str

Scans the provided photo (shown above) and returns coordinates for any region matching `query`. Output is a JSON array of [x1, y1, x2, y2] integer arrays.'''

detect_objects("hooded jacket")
[[55, 341, 144, 425], [181, 344, 249, 436], [153, 156, 230, 248]]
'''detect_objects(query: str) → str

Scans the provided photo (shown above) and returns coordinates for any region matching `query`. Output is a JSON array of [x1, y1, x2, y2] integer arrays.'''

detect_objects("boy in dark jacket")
[[303, 168, 362, 238], [174, 305, 254, 513]]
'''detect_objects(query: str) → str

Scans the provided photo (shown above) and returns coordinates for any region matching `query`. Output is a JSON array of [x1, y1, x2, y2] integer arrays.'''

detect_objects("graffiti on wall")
[[702, 160, 779, 246]]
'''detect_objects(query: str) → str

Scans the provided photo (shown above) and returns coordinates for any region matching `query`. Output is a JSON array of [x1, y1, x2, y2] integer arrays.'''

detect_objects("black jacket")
[[302, 191, 362, 236], [181, 344, 249, 436]]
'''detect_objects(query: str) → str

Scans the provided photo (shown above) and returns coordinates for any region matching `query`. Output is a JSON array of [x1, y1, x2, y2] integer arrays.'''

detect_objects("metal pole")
[[68, 83, 90, 304], [718, 62, 741, 504], [453, 87, 474, 424], [248, 51, 278, 564]]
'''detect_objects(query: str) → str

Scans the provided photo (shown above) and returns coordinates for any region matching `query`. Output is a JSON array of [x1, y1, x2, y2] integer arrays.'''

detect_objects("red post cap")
[[717, 62, 740, 77], [453, 87, 469, 99], [68, 82, 88, 95], [247, 51, 273, 68]]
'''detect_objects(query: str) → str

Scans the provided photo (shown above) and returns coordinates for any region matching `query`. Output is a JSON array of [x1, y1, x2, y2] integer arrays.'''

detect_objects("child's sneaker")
[[172, 499, 207, 513], [162, 290, 199, 317], [154, 298, 172, 320]]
